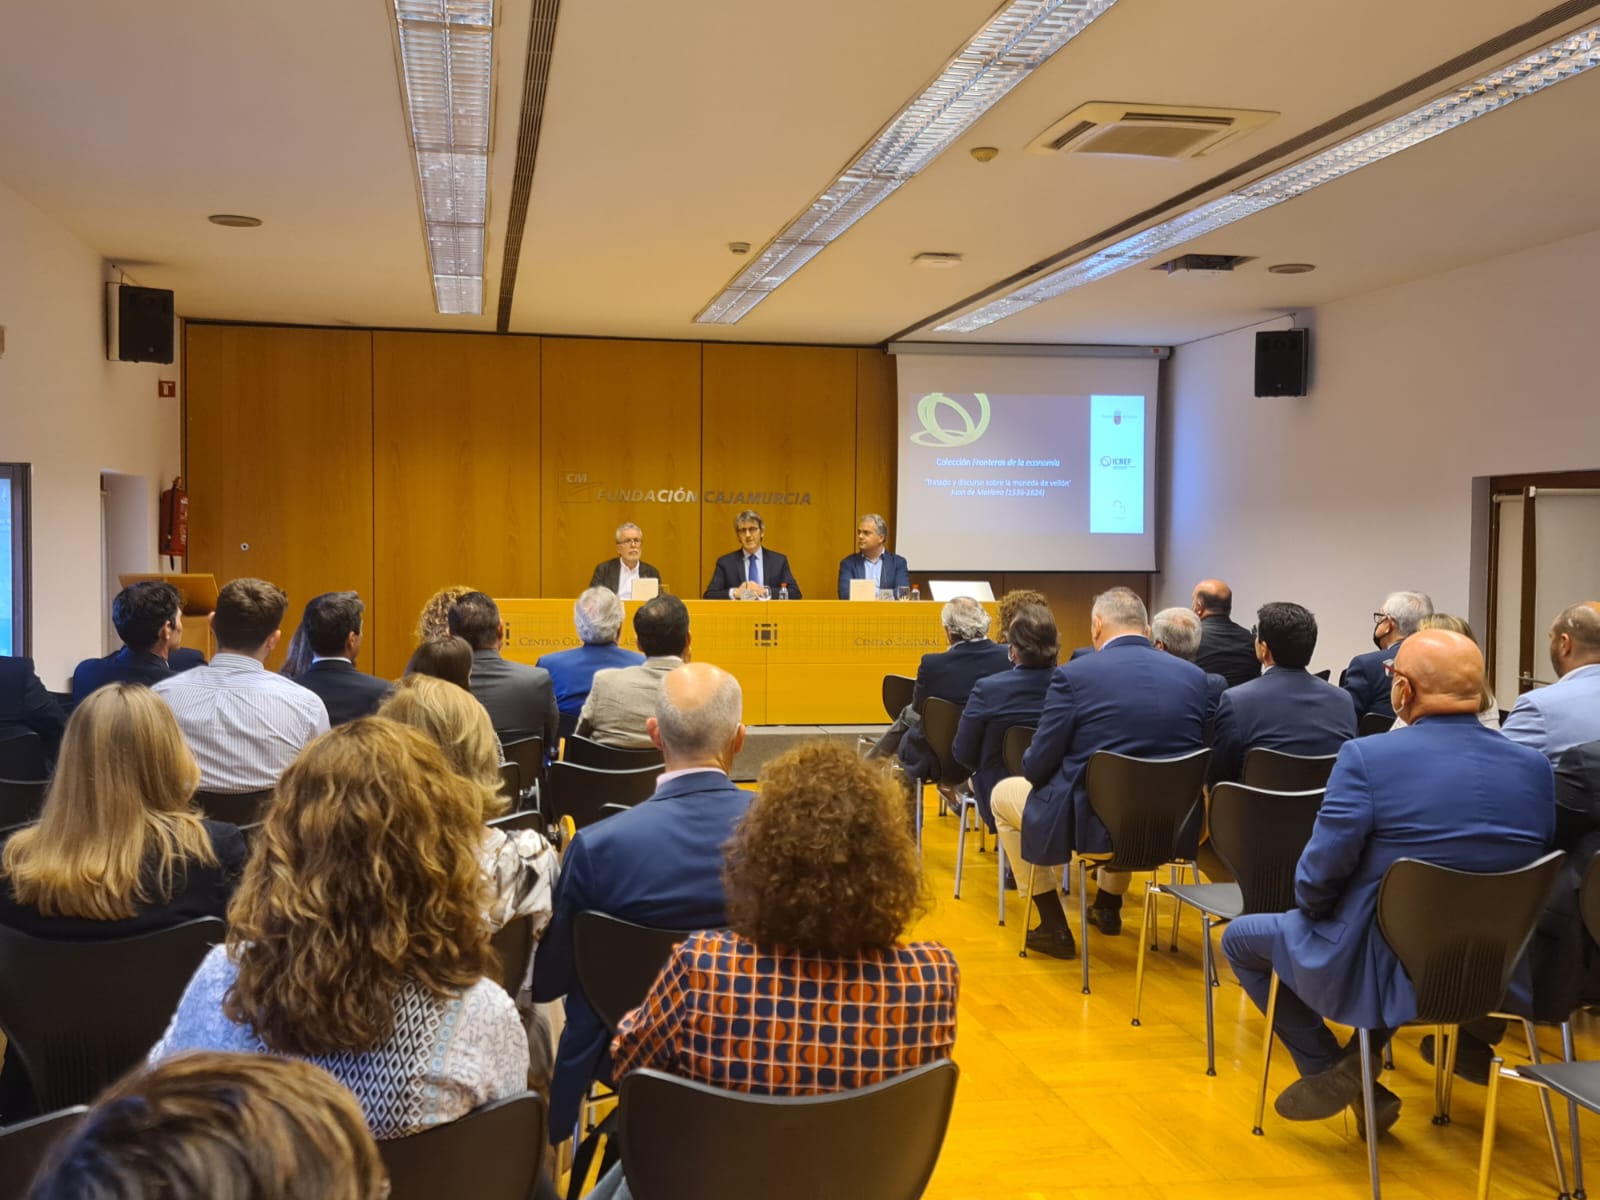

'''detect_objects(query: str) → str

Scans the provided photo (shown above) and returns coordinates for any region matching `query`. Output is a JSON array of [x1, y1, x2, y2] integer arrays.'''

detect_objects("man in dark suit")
[[536, 587, 646, 740], [588, 521, 662, 599], [290, 591, 390, 726], [1210, 601, 1358, 784], [71, 581, 207, 703], [1341, 590, 1432, 720], [1151, 606, 1227, 734], [447, 590, 559, 749], [0, 656, 66, 771], [836, 513, 910, 599], [1222, 630, 1552, 1136], [1192, 578, 1260, 688], [992, 587, 1210, 956], [532, 662, 752, 1142], [703, 509, 800, 599]]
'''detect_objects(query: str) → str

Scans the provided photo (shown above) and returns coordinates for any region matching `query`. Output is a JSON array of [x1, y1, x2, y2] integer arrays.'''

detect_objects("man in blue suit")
[[1340, 590, 1432, 720], [1210, 601, 1357, 784], [836, 513, 910, 599], [536, 587, 645, 740], [1222, 630, 1554, 1136], [532, 662, 752, 1142], [703, 509, 801, 599], [0, 655, 66, 770], [992, 587, 1211, 956], [71, 581, 206, 703], [1503, 600, 1600, 763], [1151, 606, 1227, 735]]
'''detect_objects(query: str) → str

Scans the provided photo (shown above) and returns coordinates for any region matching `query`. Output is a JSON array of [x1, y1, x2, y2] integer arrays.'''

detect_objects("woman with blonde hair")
[[1391, 613, 1501, 729], [151, 718, 528, 1139], [415, 584, 475, 644]]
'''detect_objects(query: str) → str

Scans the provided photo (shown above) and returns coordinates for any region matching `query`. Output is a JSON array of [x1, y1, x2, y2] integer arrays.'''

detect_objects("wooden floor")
[[906, 799, 1594, 1200]]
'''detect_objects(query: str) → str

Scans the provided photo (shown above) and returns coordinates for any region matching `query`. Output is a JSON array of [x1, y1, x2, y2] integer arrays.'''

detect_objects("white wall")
[[1156, 226, 1600, 679], [0, 177, 180, 687]]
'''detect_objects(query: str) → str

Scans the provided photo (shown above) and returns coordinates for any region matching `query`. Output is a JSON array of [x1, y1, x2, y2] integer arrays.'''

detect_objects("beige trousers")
[[990, 777, 1128, 898]]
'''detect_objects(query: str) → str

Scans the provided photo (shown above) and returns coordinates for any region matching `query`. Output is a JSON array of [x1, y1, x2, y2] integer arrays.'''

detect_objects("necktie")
[[749, 554, 761, 585]]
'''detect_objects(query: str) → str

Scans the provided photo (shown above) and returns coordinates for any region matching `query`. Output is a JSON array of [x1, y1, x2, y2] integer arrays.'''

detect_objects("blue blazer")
[[1020, 636, 1211, 863], [952, 664, 1053, 827], [1503, 665, 1600, 764], [1271, 714, 1554, 1030], [1342, 639, 1403, 719], [71, 645, 206, 703], [537, 642, 647, 717], [899, 638, 1013, 780], [531, 771, 752, 1139], [297, 660, 391, 726], [1210, 666, 1357, 784], [0, 656, 66, 767], [704, 549, 801, 599], [835, 552, 910, 599]]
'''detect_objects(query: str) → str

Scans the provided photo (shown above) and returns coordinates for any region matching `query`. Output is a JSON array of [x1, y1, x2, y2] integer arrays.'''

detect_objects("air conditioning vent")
[[1155, 253, 1255, 274], [1027, 102, 1278, 160]]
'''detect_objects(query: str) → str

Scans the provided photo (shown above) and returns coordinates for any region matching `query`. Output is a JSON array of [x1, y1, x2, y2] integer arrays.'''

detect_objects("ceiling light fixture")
[[207, 214, 262, 228], [935, 23, 1600, 333], [392, 0, 495, 316], [692, 0, 1120, 325]]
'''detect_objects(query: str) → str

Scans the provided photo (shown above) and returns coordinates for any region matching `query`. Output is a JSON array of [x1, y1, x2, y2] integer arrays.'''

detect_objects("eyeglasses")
[[617, 537, 643, 546], [1381, 659, 1411, 687], [1372, 611, 1391, 625], [1250, 624, 1258, 640]]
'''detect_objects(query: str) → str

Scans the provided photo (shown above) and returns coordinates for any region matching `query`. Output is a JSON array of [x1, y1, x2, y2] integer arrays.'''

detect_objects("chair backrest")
[[489, 915, 535, 996], [563, 735, 664, 773], [500, 735, 545, 810], [1357, 712, 1395, 737], [1376, 850, 1566, 1025], [597, 802, 632, 822], [546, 761, 660, 831], [194, 788, 272, 826], [487, 809, 544, 836], [921, 697, 965, 776], [572, 911, 691, 1032], [377, 1091, 547, 1200], [0, 778, 48, 829], [1000, 725, 1035, 777], [0, 1104, 89, 1200], [0, 918, 226, 1112], [1240, 749, 1339, 792], [1578, 853, 1600, 947], [882, 674, 915, 721], [1083, 749, 1212, 872], [0, 734, 45, 782], [497, 760, 520, 806], [1207, 784, 1324, 914], [617, 1060, 959, 1200]]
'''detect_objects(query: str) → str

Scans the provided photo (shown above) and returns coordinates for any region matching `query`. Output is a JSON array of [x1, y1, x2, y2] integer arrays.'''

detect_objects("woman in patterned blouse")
[[151, 718, 529, 1140]]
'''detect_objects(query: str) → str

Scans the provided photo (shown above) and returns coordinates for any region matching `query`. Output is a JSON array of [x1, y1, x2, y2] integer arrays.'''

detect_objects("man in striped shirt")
[[154, 578, 329, 793]]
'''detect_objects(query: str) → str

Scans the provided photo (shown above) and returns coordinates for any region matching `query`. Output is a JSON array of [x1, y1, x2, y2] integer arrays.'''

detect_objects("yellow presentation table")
[[496, 598, 998, 725]]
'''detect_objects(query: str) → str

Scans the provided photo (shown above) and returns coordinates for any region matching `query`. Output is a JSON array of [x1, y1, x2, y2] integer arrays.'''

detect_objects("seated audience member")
[[415, 584, 473, 643], [1221, 630, 1552, 1136], [0, 655, 66, 769], [448, 590, 559, 748], [279, 592, 391, 726], [533, 662, 750, 1144], [151, 719, 529, 1139], [1502, 600, 1600, 762], [71, 581, 206, 703], [703, 509, 801, 599], [575, 594, 689, 750], [1151, 606, 1227, 726], [584, 742, 959, 1200], [952, 604, 1059, 832], [537, 588, 646, 740], [405, 634, 475, 690], [996, 588, 1049, 643], [152, 578, 329, 794], [27, 1053, 387, 1200], [1390, 613, 1500, 730], [836, 512, 910, 599], [1192, 579, 1260, 688], [1209, 602, 1357, 784], [993, 588, 1210, 956], [379, 674, 557, 933], [589, 522, 660, 599], [1341, 590, 1432, 720]]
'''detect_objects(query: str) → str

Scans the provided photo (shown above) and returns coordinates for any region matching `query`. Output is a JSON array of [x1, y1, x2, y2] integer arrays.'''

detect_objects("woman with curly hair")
[[150, 718, 528, 1139], [415, 585, 475, 644]]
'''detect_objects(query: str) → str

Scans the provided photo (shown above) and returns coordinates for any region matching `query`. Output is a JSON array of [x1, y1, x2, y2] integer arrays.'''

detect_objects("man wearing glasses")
[[589, 522, 661, 599], [703, 510, 801, 600], [1340, 590, 1432, 720]]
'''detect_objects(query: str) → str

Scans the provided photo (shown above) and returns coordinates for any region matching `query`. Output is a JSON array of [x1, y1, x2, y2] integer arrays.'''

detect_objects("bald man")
[[1192, 579, 1260, 688], [1221, 631, 1553, 1139], [1502, 601, 1600, 763]]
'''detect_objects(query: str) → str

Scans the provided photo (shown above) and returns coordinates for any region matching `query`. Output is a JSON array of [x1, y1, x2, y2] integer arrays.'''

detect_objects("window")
[[0, 463, 30, 656]]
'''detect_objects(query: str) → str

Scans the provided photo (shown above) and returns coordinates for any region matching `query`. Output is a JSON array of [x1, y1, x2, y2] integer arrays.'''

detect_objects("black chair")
[[235, 820, 265, 855], [490, 913, 535, 997], [488, 809, 544, 836], [1020, 749, 1211, 999], [500, 735, 545, 812], [0, 778, 47, 830], [0, 918, 226, 1112], [617, 1060, 960, 1200], [1241, 749, 1339, 792], [918, 698, 984, 892], [1140, 783, 1324, 1074], [994, 725, 1037, 927], [497, 760, 521, 806], [597, 802, 631, 822], [1251, 851, 1566, 1200], [0, 734, 45, 782], [378, 1091, 547, 1200], [0, 1104, 88, 1199], [881, 674, 915, 721], [563, 735, 664, 773], [545, 761, 660, 832], [194, 788, 271, 825], [1357, 712, 1395, 736]]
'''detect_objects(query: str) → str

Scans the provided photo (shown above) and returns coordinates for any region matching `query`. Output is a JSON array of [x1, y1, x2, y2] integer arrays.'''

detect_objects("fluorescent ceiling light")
[[936, 23, 1600, 333], [694, 0, 1120, 325], [393, 0, 495, 316]]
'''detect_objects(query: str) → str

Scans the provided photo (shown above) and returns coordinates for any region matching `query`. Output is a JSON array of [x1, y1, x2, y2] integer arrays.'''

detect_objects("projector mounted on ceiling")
[[1027, 102, 1278, 159]]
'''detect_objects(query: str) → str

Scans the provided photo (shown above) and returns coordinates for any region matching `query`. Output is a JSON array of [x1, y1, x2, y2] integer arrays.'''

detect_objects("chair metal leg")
[[1437, 1024, 1459, 1124], [1358, 1029, 1382, 1199], [1167, 863, 1182, 952], [1522, 1016, 1574, 1200], [996, 840, 1007, 926], [1132, 880, 1156, 1027], [953, 799, 968, 899], [1079, 859, 1091, 995], [1018, 864, 1037, 956], [1252, 972, 1280, 1135], [1563, 1019, 1587, 1200], [1202, 914, 1217, 1076], [1477, 1055, 1504, 1200], [912, 775, 924, 851]]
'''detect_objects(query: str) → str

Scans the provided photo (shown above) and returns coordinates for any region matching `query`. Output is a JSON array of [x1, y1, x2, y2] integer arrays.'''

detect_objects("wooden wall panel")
[[701, 345, 857, 600], [540, 339, 702, 600], [1003, 572, 1151, 652], [185, 325, 374, 671], [855, 348, 898, 547], [372, 332, 541, 678]]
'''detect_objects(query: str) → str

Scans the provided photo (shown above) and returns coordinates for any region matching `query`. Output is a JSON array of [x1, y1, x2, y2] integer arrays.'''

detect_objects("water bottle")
[[910, 584, 921, 602], [778, 583, 789, 601]]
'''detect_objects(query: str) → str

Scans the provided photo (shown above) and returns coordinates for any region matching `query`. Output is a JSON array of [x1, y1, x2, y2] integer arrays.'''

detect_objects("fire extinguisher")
[[159, 476, 188, 564]]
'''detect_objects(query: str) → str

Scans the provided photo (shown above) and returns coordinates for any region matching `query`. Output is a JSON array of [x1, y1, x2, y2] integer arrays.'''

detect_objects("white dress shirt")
[[618, 560, 641, 600]]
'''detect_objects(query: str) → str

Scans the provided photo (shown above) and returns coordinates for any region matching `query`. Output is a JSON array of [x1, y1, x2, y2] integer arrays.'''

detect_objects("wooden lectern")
[[117, 572, 219, 658]]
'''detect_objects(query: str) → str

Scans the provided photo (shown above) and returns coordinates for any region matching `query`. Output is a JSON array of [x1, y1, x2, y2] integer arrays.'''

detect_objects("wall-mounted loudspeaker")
[[106, 283, 175, 364], [1254, 328, 1308, 397]]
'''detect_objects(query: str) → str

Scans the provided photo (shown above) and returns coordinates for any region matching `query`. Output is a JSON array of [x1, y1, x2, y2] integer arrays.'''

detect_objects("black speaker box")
[[107, 283, 175, 364], [1254, 329, 1308, 397]]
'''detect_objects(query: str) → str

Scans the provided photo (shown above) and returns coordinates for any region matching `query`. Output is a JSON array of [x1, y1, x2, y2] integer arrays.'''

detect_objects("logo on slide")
[[911, 392, 991, 447]]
